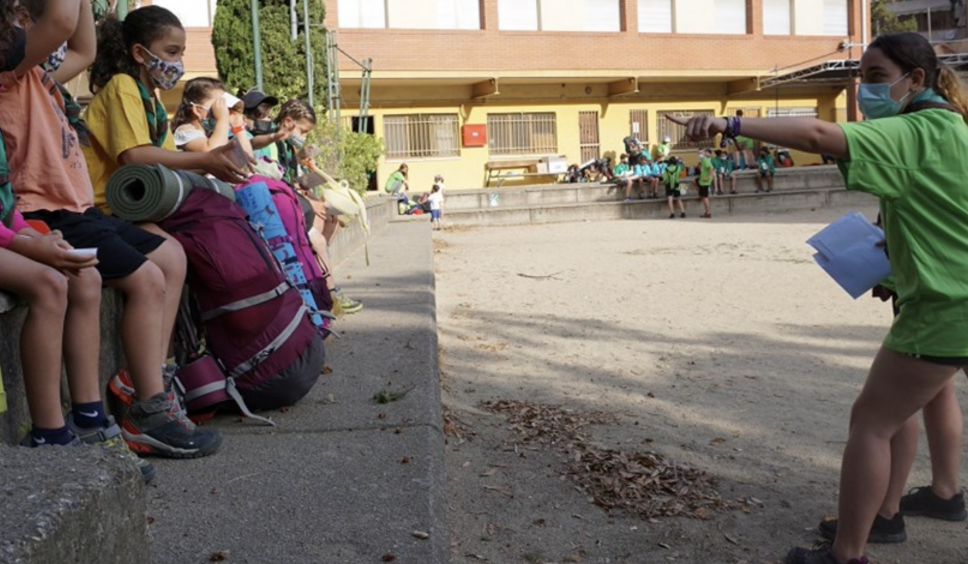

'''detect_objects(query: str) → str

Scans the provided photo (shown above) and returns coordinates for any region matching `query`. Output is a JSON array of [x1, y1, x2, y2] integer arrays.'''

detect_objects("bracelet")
[[720, 116, 742, 148], [231, 125, 246, 134]]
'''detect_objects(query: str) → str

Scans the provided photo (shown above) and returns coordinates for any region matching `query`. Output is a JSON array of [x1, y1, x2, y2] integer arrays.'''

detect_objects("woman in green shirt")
[[670, 33, 968, 564]]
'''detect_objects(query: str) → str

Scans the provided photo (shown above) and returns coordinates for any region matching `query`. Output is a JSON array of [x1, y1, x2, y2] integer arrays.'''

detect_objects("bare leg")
[[667, 195, 674, 215], [923, 380, 963, 499], [880, 415, 920, 518], [0, 250, 68, 429], [677, 198, 686, 214], [831, 349, 958, 562], [63, 268, 103, 405], [105, 262, 167, 401], [138, 225, 186, 357], [767, 174, 775, 192]]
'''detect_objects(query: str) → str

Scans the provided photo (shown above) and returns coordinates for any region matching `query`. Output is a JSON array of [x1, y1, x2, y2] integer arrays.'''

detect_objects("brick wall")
[[323, 0, 866, 75]]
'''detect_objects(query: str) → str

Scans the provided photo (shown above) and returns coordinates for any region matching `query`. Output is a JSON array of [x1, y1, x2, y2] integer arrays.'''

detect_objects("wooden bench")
[[484, 159, 558, 187]]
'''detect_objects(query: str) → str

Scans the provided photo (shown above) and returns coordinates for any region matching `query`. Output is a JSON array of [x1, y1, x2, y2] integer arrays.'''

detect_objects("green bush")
[[211, 0, 327, 103], [312, 121, 385, 195]]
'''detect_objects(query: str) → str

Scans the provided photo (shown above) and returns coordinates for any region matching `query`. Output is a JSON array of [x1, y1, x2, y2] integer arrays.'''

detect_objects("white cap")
[[663, 136, 671, 143]]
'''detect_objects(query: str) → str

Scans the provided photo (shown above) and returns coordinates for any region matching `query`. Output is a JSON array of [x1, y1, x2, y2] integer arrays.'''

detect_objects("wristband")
[[231, 125, 246, 135], [720, 116, 741, 148]]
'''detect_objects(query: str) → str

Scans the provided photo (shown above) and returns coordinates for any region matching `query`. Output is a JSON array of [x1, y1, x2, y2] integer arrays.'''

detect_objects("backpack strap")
[[201, 281, 290, 321], [227, 303, 308, 380]]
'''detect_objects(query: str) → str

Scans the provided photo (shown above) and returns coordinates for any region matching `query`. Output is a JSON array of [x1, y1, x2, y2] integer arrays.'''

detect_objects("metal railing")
[[384, 114, 460, 160]]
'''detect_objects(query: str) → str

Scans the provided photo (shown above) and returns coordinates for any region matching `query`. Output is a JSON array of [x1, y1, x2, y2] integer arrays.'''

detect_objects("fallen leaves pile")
[[481, 399, 731, 520]]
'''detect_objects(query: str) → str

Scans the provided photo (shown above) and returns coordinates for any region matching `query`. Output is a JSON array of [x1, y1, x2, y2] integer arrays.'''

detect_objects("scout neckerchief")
[[276, 139, 299, 184], [0, 128, 13, 228], [134, 77, 169, 148]]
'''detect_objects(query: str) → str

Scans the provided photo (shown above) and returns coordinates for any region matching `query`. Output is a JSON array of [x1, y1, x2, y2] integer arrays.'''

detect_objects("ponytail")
[[935, 66, 968, 125], [89, 6, 183, 93], [90, 16, 133, 92], [171, 77, 224, 131]]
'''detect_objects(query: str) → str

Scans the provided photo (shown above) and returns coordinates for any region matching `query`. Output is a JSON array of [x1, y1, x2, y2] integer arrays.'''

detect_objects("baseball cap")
[[242, 89, 279, 110]]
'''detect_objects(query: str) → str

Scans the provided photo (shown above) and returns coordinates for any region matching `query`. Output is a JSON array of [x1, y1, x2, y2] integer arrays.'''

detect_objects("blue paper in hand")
[[807, 212, 892, 299]]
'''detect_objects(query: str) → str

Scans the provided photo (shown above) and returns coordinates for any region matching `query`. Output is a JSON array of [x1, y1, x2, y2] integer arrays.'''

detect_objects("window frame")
[[486, 112, 559, 157], [383, 113, 461, 161]]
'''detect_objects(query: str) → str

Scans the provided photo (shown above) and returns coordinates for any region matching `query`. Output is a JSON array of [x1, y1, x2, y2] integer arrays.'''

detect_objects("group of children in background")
[[0, 1, 361, 481], [384, 163, 446, 230], [615, 133, 781, 219]]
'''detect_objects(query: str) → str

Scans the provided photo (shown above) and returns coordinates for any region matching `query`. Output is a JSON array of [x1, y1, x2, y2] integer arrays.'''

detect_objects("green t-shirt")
[[385, 170, 406, 193], [837, 106, 968, 356], [698, 157, 714, 187], [614, 162, 630, 176], [757, 154, 775, 175], [662, 164, 682, 189]]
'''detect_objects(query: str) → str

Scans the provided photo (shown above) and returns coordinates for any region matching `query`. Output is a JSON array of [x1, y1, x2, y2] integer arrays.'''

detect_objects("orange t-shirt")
[[0, 68, 94, 214]]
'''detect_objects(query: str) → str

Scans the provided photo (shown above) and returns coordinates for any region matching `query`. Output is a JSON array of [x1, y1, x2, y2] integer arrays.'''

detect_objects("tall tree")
[[212, 0, 327, 103], [872, 0, 920, 36]]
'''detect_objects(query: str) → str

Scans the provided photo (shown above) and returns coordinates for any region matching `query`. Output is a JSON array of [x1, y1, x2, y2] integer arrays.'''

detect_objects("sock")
[[30, 425, 75, 446], [71, 401, 108, 429]]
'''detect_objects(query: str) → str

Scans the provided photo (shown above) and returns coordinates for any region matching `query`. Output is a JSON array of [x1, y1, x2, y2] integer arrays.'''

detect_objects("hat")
[[434, 174, 444, 181], [242, 89, 279, 110]]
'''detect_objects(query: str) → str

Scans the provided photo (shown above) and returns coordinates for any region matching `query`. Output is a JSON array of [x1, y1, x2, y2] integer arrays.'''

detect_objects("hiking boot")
[[107, 368, 137, 421], [785, 544, 869, 564], [900, 486, 968, 521], [680, 212, 686, 218], [122, 393, 223, 459], [817, 512, 906, 544], [67, 413, 157, 484], [333, 288, 363, 315]]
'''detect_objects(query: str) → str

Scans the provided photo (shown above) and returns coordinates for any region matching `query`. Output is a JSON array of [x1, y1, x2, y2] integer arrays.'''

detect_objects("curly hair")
[[0, 1, 22, 70], [171, 77, 225, 131], [89, 5, 183, 92]]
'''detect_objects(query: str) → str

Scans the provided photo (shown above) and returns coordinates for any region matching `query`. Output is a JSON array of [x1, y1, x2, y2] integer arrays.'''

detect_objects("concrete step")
[[443, 187, 876, 227], [0, 445, 148, 564], [444, 166, 845, 212]]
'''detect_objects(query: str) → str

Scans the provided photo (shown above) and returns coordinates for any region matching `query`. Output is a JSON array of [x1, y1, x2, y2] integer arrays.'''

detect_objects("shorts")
[[296, 193, 315, 236], [665, 188, 681, 198], [903, 353, 968, 368], [431, 209, 441, 220], [24, 208, 165, 280], [698, 185, 711, 198], [759, 169, 773, 178]]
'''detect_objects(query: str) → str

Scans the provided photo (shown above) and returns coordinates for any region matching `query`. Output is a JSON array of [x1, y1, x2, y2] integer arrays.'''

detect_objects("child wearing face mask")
[[83, 6, 250, 215], [265, 99, 317, 185], [171, 77, 252, 155], [0, 0, 222, 464]]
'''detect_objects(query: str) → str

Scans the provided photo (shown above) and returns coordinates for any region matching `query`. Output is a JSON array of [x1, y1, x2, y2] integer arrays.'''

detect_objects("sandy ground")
[[435, 206, 968, 564]]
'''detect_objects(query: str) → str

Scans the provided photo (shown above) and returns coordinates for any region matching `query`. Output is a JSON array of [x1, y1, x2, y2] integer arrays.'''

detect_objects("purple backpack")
[[238, 176, 333, 315], [161, 189, 324, 413]]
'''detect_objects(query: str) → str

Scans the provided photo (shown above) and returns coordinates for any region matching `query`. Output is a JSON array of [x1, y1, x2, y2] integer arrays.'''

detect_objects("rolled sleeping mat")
[[106, 163, 235, 223]]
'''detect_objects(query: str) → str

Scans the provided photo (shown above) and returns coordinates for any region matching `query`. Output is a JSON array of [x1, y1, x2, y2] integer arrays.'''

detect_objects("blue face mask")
[[858, 73, 912, 120]]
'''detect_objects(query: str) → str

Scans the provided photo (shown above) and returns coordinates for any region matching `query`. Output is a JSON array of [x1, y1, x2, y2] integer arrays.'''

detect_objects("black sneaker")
[[668, 213, 675, 219], [122, 393, 223, 459], [817, 512, 906, 544], [786, 543, 869, 564], [900, 486, 968, 521], [679, 212, 686, 218]]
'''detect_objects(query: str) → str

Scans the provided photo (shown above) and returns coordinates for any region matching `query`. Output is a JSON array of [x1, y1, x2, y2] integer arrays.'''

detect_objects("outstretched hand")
[[666, 114, 728, 142], [206, 142, 256, 184]]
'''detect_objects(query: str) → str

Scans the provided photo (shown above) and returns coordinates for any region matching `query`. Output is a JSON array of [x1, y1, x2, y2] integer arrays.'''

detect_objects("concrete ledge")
[[0, 291, 126, 445], [0, 444, 147, 564], [444, 188, 876, 227], [328, 196, 395, 268], [444, 165, 845, 212]]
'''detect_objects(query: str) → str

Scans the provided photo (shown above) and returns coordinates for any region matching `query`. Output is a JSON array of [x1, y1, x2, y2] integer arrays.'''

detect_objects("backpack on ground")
[[235, 178, 333, 332], [160, 189, 325, 415]]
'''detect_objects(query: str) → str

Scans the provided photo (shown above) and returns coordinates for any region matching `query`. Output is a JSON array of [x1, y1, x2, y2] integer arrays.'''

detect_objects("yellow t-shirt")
[[83, 74, 176, 212]]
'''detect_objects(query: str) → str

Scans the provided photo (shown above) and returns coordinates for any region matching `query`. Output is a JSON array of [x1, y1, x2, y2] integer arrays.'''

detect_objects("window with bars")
[[383, 114, 460, 160], [657, 110, 716, 150], [629, 109, 649, 146], [767, 107, 819, 118], [487, 113, 558, 156]]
